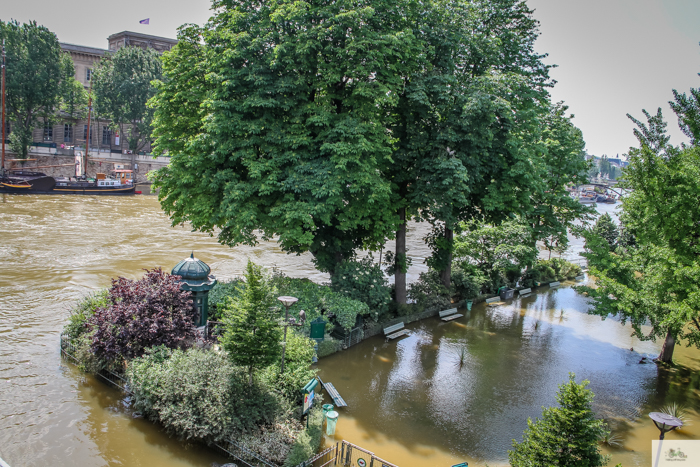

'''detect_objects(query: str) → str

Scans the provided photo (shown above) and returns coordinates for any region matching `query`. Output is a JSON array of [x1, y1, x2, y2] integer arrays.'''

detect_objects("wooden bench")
[[549, 281, 560, 287], [518, 288, 532, 297], [317, 376, 347, 407], [439, 308, 463, 322], [485, 296, 500, 304], [384, 322, 408, 341]]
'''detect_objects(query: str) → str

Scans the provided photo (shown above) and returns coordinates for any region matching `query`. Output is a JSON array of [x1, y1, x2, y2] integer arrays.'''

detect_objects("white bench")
[[518, 288, 532, 297], [485, 296, 500, 304], [575, 275, 585, 281], [384, 322, 408, 341], [439, 308, 463, 322], [550, 281, 560, 287]]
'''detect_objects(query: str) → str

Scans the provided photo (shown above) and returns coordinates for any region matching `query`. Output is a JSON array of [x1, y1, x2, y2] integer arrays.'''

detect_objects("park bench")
[[485, 296, 503, 306], [384, 322, 408, 341], [549, 281, 560, 287], [575, 275, 585, 281], [439, 308, 463, 322], [518, 288, 532, 297]]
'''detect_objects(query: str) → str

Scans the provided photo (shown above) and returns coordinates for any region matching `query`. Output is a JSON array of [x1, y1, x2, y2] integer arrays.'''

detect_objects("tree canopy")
[[94, 45, 162, 154], [0, 20, 73, 159]]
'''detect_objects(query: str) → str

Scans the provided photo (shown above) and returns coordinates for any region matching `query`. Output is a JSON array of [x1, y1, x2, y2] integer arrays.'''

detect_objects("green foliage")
[[451, 264, 486, 301], [60, 77, 89, 122], [0, 20, 74, 158], [283, 405, 324, 467], [522, 259, 583, 287], [271, 274, 369, 331], [590, 213, 619, 251], [316, 337, 342, 358], [127, 347, 282, 442], [220, 261, 282, 383], [454, 219, 538, 293], [407, 269, 453, 311], [509, 374, 610, 467], [260, 331, 317, 402], [94, 46, 162, 153], [331, 256, 392, 321], [62, 289, 108, 341], [207, 278, 244, 320]]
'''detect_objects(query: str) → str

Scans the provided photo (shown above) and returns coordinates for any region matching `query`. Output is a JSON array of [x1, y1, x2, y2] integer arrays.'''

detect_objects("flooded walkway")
[[317, 285, 700, 466]]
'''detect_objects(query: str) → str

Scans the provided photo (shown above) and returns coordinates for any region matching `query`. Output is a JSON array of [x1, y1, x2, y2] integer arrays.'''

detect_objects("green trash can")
[[326, 410, 339, 436], [466, 300, 473, 311], [322, 404, 334, 424]]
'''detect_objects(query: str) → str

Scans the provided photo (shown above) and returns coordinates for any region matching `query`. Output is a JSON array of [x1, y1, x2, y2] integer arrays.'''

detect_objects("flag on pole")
[[139, 18, 150, 25]]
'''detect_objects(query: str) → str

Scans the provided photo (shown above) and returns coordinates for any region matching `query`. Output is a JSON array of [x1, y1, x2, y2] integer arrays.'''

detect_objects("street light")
[[277, 296, 306, 373], [649, 412, 683, 440]]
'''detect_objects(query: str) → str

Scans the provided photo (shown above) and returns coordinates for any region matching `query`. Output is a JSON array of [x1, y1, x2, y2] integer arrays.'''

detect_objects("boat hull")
[[0, 173, 135, 195]]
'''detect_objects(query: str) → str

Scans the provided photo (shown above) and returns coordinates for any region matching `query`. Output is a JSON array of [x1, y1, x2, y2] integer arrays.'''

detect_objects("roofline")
[[107, 31, 178, 45], [60, 42, 108, 55]]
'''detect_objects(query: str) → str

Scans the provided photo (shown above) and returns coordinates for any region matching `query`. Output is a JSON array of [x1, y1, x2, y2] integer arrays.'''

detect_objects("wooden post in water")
[[1, 39, 6, 176]]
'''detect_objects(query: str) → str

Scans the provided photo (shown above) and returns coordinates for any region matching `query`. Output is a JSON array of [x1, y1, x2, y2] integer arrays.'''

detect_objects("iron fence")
[[209, 439, 279, 467], [339, 441, 399, 467], [293, 443, 338, 467]]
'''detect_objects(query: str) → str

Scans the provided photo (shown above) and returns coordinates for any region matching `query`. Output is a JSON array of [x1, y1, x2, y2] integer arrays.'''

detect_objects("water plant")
[[454, 344, 468, 369], [661, 403, 691, 427], [600, 430, 622, 447]]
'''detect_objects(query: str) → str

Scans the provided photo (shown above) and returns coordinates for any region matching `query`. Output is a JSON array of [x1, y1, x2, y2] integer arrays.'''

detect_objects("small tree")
[[221, 261, 282, 384], [89, 268, 196, 362], [590, 213, 619, 251], [509, 374, 610, 467]]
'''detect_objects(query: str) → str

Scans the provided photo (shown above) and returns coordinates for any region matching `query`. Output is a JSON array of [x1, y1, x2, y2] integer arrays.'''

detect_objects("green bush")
[[283, 404, 324, 467], [451, 264, 485, 301], [207, 278, 244, 320], [317, 337, 342, 358], [127, 347, 282, 442], [259, 331, 317, 402], [62, 290, 108, 341], [331, 256, 392, 321], [407, 269, 452, 311], [271, 274, 369, 331], [521, 259, 582, 287]]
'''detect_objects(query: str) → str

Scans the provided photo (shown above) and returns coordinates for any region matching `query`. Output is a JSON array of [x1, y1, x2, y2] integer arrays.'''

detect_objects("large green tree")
[[150, 2, 420, 274], [0, 20, 73, 159], [509, 374, 610, 467], [93, 46, 162, 155], [220, 260, 282, 384], [582, 99, 700, 363]]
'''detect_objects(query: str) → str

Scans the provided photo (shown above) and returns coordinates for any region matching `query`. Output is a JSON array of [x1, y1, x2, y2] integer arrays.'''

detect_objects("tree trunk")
[[657, 330, 675, 363], [439, 226, 453, 288], [395, 207, 407, 304]]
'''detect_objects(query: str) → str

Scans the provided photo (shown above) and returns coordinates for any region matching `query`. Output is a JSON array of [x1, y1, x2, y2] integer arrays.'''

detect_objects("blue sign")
[[451, 463, 468, 467]]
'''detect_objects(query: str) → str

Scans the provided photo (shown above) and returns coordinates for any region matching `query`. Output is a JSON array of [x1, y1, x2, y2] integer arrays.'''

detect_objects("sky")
[[3, 0, 700, 157]]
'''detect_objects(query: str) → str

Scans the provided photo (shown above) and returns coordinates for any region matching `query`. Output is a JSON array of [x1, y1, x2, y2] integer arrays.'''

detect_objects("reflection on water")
[[317, 286, 700, 466]]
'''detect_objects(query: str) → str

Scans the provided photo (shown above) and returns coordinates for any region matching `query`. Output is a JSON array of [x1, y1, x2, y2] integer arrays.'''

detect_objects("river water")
[[0, 195, 697, 466]]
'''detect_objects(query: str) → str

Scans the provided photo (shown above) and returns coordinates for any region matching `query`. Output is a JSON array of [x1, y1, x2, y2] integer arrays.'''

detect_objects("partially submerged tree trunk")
[[657, 329, 675, 363], [395, 207, 407, 304], [439, 226, 453, 288]]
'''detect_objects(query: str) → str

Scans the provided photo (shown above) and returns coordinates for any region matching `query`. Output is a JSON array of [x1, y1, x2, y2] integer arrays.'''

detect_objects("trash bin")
[[326, 410, 339, 436], [322, 404, 334, 424], [499, 287, 514, 300], [466, 300, 473, 311]]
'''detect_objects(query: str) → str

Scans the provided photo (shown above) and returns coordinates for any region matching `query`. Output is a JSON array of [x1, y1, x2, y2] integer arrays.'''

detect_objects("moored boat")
[[0, 169, 135, 195]]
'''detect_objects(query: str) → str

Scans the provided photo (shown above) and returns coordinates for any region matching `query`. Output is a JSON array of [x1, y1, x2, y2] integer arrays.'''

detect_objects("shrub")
[[283, 404, 324, 467], [509, 373, 610, 467], [451, 264, 485, 301], [221, 261, 282, 384], [207, 278, 244, 321], [127, 347, 283, 442], [331, 256, 392, 321], [271, 274, 369, 331], [407, 269, 452, 311], [521, 259, 582, 287], [89, 268, 197, 362], [316, 337, 342, 358], [63, 289, 108, 341], [260, 331, 317, 402]]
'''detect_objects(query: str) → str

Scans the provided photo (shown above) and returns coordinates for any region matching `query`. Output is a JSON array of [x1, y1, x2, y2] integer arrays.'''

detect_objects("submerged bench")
[[439, 308, 463, 322], [317, 376, 347, 407], [519, 288, 532, 295], [550, 281, 560, 287], [485, 296, 500, 304], [384, 322, 408, 341], [575, 275, 585, 281]]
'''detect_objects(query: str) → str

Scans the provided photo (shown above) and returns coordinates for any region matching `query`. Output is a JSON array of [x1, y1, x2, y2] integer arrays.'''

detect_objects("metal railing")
[[340, 440, 399, 467], [294, 443, 338, 467], [210, 439, 279, 467]]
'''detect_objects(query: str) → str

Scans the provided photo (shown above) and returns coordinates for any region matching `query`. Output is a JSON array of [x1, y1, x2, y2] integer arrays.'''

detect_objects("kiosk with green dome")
[[171, 253, 217, 327]]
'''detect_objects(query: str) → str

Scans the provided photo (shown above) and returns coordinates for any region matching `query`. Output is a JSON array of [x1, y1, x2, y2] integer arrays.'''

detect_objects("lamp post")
[[277, 296, 306, 373], [649, 412, 683, 440]]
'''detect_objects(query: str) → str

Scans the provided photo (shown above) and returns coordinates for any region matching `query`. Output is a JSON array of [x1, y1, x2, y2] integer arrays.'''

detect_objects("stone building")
[[25, 31, 176, 158]]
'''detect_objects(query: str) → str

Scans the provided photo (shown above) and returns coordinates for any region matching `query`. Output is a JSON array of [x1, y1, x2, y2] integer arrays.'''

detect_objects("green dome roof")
[[171, 253, 217, 291]]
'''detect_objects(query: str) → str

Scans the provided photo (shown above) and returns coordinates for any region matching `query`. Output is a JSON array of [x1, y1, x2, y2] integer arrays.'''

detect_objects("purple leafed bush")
[[89, 268, 197, 362]]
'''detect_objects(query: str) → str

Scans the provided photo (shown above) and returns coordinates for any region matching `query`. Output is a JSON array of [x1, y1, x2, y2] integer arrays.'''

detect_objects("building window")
[[86, 68, 92, 81], [64, 124, 73, 142], [102, 127, 111, 145], [83, 125, 92, 144], [43, 123, 53, 141]]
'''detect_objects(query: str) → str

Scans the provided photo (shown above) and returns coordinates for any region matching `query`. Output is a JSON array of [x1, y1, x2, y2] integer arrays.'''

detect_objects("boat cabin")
[[95, 170, 133, 187]]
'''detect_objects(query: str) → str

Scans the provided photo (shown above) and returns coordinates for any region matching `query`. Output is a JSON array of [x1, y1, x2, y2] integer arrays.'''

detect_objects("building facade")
[[24, 31, 177, 157]]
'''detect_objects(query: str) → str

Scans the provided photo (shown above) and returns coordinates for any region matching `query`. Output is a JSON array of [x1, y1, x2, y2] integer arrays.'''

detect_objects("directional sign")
[[357, 459, 366, 467]]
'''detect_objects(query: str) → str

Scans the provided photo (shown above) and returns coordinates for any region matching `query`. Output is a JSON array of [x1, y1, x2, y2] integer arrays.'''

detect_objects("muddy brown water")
[[0, 195, 697, 466]]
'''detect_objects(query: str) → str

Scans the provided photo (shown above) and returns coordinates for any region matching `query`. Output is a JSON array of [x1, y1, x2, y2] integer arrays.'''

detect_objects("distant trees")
[[93, 46, 162, 154], [509, 374, 610, 467], [0, 20, 74, 159]]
